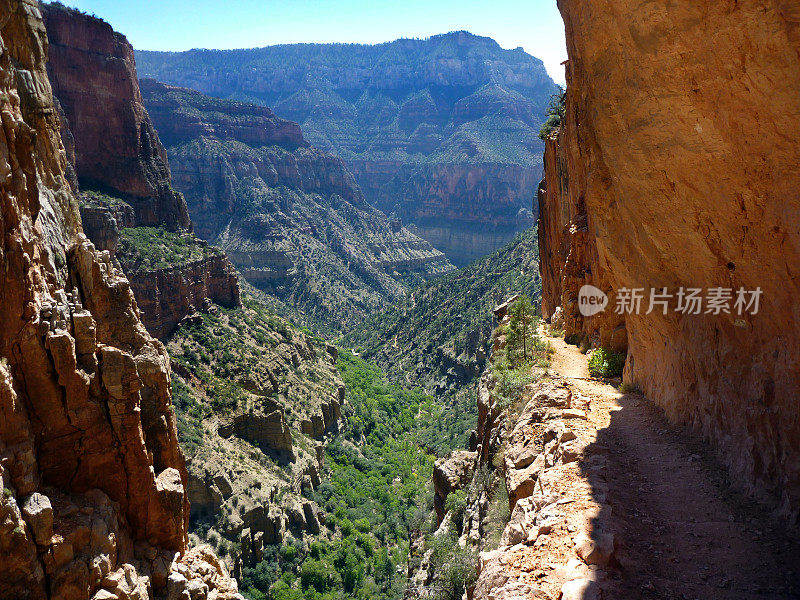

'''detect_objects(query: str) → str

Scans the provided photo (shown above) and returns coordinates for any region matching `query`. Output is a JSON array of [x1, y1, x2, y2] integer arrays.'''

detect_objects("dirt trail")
[[543, 329, 800, 599]]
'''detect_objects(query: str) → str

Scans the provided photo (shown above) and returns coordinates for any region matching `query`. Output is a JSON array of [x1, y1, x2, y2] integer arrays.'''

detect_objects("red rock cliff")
[[40, 2, 190, 230], [539, 0, 800, 521], [0, 2, 240, 597], [40, 5, 241, 340]]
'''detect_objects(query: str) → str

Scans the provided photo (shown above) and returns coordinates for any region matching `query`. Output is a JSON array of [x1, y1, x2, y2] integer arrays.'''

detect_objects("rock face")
[[117, 233, 241, 339], [538, 0, 800, 521], [0, 2, 240, 598], [40, 4, 241, 340], [433, 451, 477, 523], [218, 398, 292, 453], [140, 79, 454, 334], [136, 32, 560, 266], [165, 300, 344, 574], [41, 2, 190, 230]]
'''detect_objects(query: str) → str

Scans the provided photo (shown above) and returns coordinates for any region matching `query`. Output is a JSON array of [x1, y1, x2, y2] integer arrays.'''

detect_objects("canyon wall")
[[40, 3, 241, 340], [41, 2, 190, 230], [119, 244, 241, 340], [539, 0, 800, 521], [378, 161, 537, 265], [135, 33, 559, 266], [140, 79, 454, 334], [0, 1, 239, 598]]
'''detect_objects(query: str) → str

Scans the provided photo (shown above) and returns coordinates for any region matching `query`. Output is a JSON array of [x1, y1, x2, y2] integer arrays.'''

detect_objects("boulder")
[[433, 450, 477, 523], [21, 493, 53, 545]]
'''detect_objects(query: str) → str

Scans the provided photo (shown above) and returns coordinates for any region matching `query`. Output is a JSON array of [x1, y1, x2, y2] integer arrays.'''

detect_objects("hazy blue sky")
[[58, 0, 568, 84]]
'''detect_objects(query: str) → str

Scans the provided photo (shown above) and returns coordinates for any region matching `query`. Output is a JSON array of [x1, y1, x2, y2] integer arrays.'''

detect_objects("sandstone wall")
[[538, 127, 626, 352], [40, 2, 190, 230], [126, 252, 241, 340], [40, 6, 242, 341], [0, 2, 240, 597], [539, 0, 800, 521]]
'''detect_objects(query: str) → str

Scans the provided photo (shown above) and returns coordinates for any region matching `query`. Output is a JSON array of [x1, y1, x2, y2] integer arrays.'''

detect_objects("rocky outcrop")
[[0, 2, 239, 598], [469, 375, 612, 600], [539, 0, 800, 521], [136, 32, 561, 266], [218, 398, 292, 453], [123, 248, 241, 340], [41, 2, 190, 231], [140, 79, 454, 334], [433, 451, 477, 523], [78, 194, 136, 254]]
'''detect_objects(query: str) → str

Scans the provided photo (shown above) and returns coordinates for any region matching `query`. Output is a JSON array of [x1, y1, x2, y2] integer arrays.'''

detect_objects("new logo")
[[578, 285, 608, 316]]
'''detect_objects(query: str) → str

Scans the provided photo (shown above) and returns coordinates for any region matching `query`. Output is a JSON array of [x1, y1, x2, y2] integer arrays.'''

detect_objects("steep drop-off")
[[41, 1, 189, 230], [0, 2, 239, 598], [41, 3, 241, 339], [345, 229, 541, 451], [140, 79, 453, 334], [162, 297, 345, 577], [136, 33, 560, 265], [538, 0, 800, 522]]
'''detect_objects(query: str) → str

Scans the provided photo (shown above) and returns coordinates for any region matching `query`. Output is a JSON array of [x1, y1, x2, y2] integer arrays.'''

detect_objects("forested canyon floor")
[[472, 329, 800, 599]]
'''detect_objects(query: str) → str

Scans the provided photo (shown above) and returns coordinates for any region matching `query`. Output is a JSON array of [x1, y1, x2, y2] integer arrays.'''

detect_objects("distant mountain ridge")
[[136, 32, 561, 265], [140, 79, 454, 335]]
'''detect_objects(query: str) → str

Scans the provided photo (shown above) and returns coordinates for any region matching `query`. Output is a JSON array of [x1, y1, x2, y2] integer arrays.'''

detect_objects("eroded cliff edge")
[[40, 2, 241, 339], [538, 0, 800, 521], [0, 2, 240, 598]]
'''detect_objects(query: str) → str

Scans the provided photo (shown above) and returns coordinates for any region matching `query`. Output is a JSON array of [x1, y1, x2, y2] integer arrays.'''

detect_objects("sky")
[[58, 0, 568, 85]]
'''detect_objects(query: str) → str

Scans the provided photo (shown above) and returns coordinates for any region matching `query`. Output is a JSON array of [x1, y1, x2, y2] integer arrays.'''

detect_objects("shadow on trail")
[[579, 391, 800, 599]]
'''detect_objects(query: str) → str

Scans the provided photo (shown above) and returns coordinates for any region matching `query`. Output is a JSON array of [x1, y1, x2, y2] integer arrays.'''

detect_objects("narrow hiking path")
[[540, 327, 800, 599]]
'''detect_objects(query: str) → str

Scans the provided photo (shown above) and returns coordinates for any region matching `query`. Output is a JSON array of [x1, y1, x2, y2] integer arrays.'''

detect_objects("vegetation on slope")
[[344, 228, 542, 453], [117, 226, 222, 271], [238, 350, 441, 600], [162, 290, 455, 600], [167, 295, 340, 456]]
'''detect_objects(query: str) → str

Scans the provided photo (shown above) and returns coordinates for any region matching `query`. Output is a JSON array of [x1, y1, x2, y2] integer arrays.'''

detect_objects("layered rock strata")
[[0, 2, 240, 598], [119, 235, 241, 340], [538, 0, 800, 520], [140, 79, 454, 333], [40, 4, 242, 339], [136, 32, 560, 265]]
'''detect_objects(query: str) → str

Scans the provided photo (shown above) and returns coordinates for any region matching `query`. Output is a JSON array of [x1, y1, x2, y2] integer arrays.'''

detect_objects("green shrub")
[[443, 490, 467, 526], [538, 89, 566, 140], [492, 356, 536, 410], [269, 580, 303, 600], [619, 381, 640, 394], [427, 532, 478, 600], [587, 348, 625, 378], [300, 559, 331, 593]]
